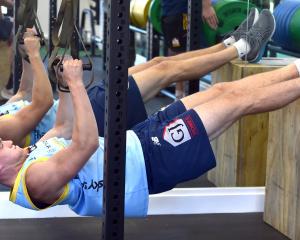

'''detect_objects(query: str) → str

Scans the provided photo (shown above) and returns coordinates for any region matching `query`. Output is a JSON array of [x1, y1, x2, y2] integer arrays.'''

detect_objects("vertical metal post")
[[49, 0, 57, 56], [129, 30, 136, 67], [146, 21, 159, 60], [81, 9, 96, 56], [102, 0, 129, 239], [187, 0, 202, 94], [91, 10, 96, 57], [71, 0, 80, 59], [48, 0, 57, 91], [90, 0, 100, 25], [102, 8, 107, 70], [13, 0, 22, 93]]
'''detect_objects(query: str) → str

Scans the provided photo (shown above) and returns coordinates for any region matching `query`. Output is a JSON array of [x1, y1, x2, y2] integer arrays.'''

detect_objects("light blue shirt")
[[0, 100, 30, 116], [10, 131, 149, 217], [0, 100, 58, 145]]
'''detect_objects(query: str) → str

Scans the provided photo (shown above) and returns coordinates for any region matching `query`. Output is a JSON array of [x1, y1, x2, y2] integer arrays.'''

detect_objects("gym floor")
[[0, 57, 289, 239], [0, 214, 289, 240]]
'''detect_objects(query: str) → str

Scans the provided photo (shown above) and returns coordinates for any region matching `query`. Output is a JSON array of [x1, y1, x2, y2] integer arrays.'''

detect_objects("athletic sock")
[[223, 36, 236, 47], [233, 38, 251, 58], [294, 59, 300, 76]]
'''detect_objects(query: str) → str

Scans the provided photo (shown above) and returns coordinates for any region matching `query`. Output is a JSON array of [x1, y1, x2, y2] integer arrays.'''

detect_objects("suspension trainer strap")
[[16, 0, 36, 28], [15, 0, 48, 62], [48, 0, 94, 92], [51, 0, 74, 48], [48, 0, 74, 86]]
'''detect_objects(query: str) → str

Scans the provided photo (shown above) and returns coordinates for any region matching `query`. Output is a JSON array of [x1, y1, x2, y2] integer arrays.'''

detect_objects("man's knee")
[[151, 56, 167, 65], [212, 82, 232, 94], [221, 88, 250, 108], [152, 60, 182, 86], [154, 60, 181, 74]]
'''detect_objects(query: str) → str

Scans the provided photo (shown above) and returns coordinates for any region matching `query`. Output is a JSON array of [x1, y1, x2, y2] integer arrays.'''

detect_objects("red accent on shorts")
[[184, 115, 198, 137]]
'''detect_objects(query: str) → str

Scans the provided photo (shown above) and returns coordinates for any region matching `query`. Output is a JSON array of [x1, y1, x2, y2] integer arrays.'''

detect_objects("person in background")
[[0, 0, 14, 100], [160, 0, 219, 99]]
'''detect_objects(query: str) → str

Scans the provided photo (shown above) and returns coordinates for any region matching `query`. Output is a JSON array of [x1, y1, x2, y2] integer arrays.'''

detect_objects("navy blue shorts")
[[88, 76, 148, 136], [133, 101, 216, 194]]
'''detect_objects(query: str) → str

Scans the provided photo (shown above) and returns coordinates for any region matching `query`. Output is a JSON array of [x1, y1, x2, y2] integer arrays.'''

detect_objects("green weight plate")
[[203, 0, 256, 46], [149, 0, 162, 34], [290, 8, 300, 49]]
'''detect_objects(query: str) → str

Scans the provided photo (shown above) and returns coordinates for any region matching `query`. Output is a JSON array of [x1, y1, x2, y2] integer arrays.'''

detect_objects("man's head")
[[0, 138, 25, 187]]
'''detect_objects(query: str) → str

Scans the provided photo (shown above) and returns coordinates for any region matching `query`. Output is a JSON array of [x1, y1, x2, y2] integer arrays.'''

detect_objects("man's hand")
[[202, 0, 218, 30], [23, 28, 36, 37], [19, 28, 36, 53], [62, 59, 83, 88], [24, 33, 40, 58]]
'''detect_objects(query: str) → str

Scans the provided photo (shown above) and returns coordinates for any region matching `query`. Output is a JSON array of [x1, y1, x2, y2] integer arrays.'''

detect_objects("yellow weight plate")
[[130, 0, 139, 26], [131, 0, 152, 28]]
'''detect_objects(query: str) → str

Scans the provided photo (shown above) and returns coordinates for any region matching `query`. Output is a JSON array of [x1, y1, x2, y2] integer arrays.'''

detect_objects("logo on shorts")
[[151, 137, 161, 146], [163, 119, 191, 147]]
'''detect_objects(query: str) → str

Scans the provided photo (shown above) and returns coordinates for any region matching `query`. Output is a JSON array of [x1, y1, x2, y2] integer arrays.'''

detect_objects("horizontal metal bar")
[[268, 43, 300, 58], [160, 89, 176, 100], [130, 25, 164, 41], [130, 25, 147, 35]]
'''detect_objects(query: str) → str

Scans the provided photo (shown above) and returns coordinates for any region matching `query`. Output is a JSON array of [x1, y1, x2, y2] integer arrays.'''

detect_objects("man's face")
[[0, 139, 24, 169]]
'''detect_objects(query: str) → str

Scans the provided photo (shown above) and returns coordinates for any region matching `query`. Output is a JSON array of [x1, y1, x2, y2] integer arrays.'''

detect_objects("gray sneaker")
[[231, 7, 259, 41], [241, 9, 276, 63]]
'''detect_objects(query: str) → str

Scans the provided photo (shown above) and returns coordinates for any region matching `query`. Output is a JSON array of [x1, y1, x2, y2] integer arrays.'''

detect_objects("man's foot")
[[231, 7, 259, 41], [241, 9, 276, 63]]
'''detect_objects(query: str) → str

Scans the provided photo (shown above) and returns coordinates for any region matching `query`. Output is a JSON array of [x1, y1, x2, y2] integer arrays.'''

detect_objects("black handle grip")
[[83, 63, 92, 71]]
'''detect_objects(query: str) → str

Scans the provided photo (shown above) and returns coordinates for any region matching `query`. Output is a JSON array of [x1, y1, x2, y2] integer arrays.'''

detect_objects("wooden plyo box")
[[207, 60, 284, 187], [264, 100, 300, 240]]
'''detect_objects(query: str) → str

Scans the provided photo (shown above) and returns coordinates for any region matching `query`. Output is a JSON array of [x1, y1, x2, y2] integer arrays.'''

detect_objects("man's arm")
[[8, 29, 39, 103], [40, 90, 74, 141], [26, 60, 99, 204], [202, 0, 219, 30], [0, 34, 53, 146], [7, 59, 33, 103], [40, 56, 75, 141]]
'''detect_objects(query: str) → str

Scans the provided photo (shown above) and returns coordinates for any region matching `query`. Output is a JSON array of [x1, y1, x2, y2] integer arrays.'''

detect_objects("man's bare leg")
[[182, 63, 300, 109], [128, 43, 226, 75], [133, 46, 238, 102], [184, 77, 300, 140]]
